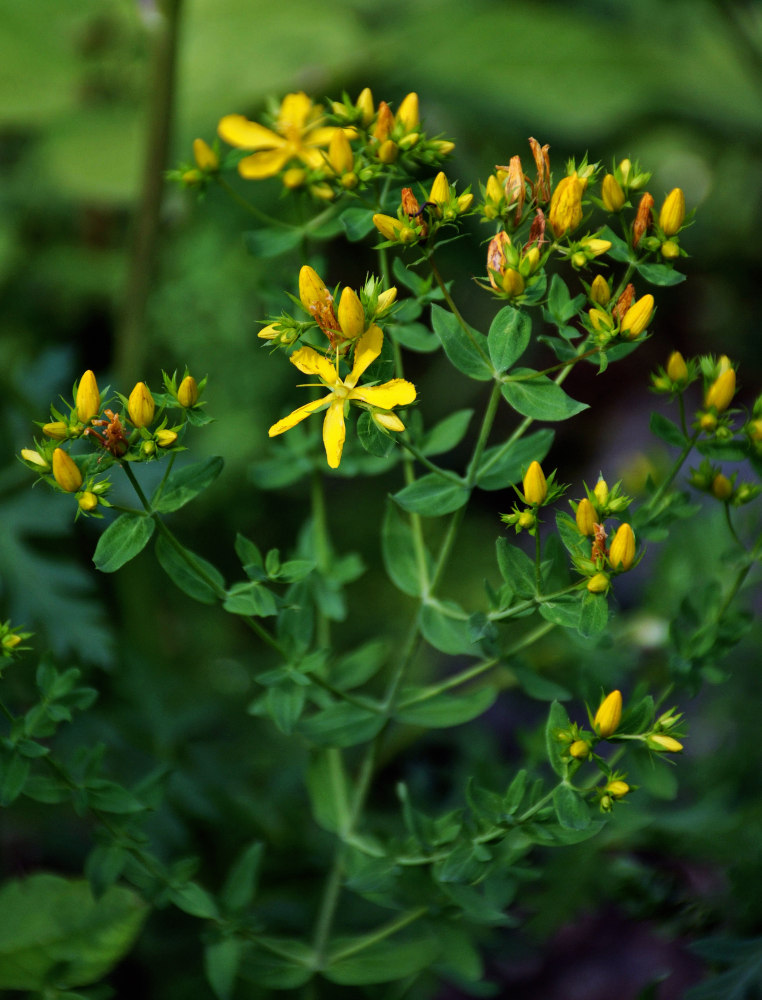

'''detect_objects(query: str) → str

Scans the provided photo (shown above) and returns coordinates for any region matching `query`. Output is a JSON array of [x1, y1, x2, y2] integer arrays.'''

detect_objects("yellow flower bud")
[[601, 173, 625, 212], [2, 634, 22, 650], [21, 448, 49, 469], [583, 238, 612, 257], [75, 370, 100, 422], [593, 478, 609, 507], [606, 780, 630, 798], [522, 246, 541, 274], [620, 294, 654, 339], [177, 375, 199, 408], [457, 192, 474, 213], [156, 429, 178, 448], [258, 323, 280, 340], [192, 138, 219, 172], [52, 448, 83, 493], [373, 214, 409, 242], [587, 572, 610, 594], [609, 523, 635, 570], [377, 139, 398, 164], [432, 139, 455, 156], [282, 167, 307, 189], [78, 491, 98, 512], [128, 381, 155, 428], [747, 419, 762, 442], [659, 188, 685, 236], [428, 171, 450, 206], [518, 510, 536, 530], [548, 172, 585, 237], [328, 129, 354, 175], [396, 92, 419, 131], [485, 174, 503, 205], [666, 351, 688, 382], [569, 740, 590, 759], [522, 460, 547, 505], [575, 497, 596, 536], [700, 412, 717, 433], [661, 240, 680, 260], [338, 287, 366, 340], [594, 689, 622, 738], [589, 308, 614, 333], [717, 355, 733, 374], [355, 87, 374, 125], [590, 275, 611, 306], [372, 411, 405, 433], [142, 440, 156, 456], [43, 421, 69, 440], [704, 369, 735, 413], [376, 288, 397, 313], [711, 473, 732, 501], [500, 268, 525, 297], [648, 734, 683, 753], [618, 158, 632, 184]]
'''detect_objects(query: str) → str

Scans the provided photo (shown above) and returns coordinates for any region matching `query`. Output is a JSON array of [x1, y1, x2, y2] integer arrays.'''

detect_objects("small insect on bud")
[[608, 523, 635, 571], [128, 382, 155, 428], [594, 690, 623, 738], [75, 370, 101, 423], [522, 460, 547, 505], [52, 448, 83, 493], [177, 376, 199, 408]]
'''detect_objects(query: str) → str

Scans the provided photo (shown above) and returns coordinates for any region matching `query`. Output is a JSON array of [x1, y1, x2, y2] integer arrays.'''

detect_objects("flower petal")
[[238, 148, 291, 179], [346, 324, 383, 387], [322, 398, 346, 468], [289, 346, 340, 384], [278, 92, 315, 131], [269, 396, 330, 436], [308, 126, 340, 147], [218, 114, 284, 150], [350, 379, 416, 409]]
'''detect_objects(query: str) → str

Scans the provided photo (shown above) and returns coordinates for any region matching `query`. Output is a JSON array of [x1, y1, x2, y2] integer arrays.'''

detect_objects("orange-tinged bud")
[[711, 473, 732, 501], [594, 690, 622, 738], [396, 92, 419, 131], [609, 523, 635, 570], [156, 428, 178, 447], [355, 87, 374, 125], [78, 491, 98, 512], [705, 369, 735, 413], [548, 172, 585, 236], [648, 734, 683, 753], [606, 780, 630, 798], [373, 101, 393, 141], [487, 230, 511, 289], [621, 294, 654, 339], [601, 173, 625, 212], [528, 137, 551, 201], [587, 572, 610, 594], [523, 460, 547, 505], [192, 138, 219, 172], [569, 740, 590, 759], [338, 287, 365, 340], [372, 411, 405, 433], [590, 275, 611, 306], [43, 422, 69, 440], [576, 498, 596, 536], [177, 375, 199, 408], [328, 129, 354, 174], [52, 448, 83, 493], [666, 351, 688, 382], [76, 370, 100, 422], [428, 171, 450, 206], [632, 191, 655, 247], [659, 188, 685, 236], [128, 382, 155, 428]]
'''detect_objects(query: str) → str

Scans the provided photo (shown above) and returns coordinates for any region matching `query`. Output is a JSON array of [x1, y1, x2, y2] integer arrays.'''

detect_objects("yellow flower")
[[522, 460, 547, 505], [548, 171, 585, 237], [128, 382, 155, 428], [268, 326, 416, 469], [218, 92, 338, 180], [192, 138, 219, 172], [608, 523, 635, 570], [76, 370, 100, 422], [594, 690, 622, 738], [52, 448, 83, 493], [659, 188, 685, 236]]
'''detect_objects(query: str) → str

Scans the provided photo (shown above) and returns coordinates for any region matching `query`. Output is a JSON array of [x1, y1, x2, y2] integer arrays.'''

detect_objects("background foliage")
[[2, 0, 762, 997]]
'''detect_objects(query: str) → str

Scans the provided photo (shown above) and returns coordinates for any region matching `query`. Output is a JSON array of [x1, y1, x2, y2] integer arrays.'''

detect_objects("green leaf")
[[503, 770, 528, 815], [431, 303, 493, 380], [650, 411, 689, 448], [382, 502, 429, 596], [357, 409, 395, 458], [555, 511, 589, 559], [545, 274, 586, 324], [238, 941, 313, 990], [393, 473, 469, 516], [152, 456, 224, 513], [420, 600, 475, 654], [266, 683, 306, 735], [579, 592, 609, 636], [390, 321, 440, 353], [435, 841, 491, 884], [324, 931, 439, 985], [538, 597, 582, 631], [0, 874, 148, 990], [419, 409, 474, 456], [167, 881, 219, 920], [307, 749, 351, 835], [496, 537, 536, 598], [487, 305, 532, 372], [0, 754, 29, 805], [221, 842, 264, 914], [332, 639, 389, 690], [501, 370, 588, 420], [243, 226, 303, 258], [85, 843, 127, 899], [235, 533, 263, 571], [476, 428, 554, 490], [396, 686, 497, 727], [86, 780, 144, 814], [92, 514, 155, 573], [636, 261, 686, 286], [223, 581, 278, 617], [511, 666, 572, 701], [205, 937, 243, 1000], [154, 534, 225, 604], [545, 701, 572, 778], [553, 783, 592, 830], [299, 703, 384, 747], [340, 206, 376, 241]]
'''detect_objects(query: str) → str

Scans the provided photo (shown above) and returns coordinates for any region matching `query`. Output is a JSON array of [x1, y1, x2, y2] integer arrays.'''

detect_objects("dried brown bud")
[[632, 191, 655, 248]]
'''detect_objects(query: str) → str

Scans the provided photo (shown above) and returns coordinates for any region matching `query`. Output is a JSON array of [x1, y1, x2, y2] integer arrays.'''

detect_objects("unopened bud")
[[372, 411, 405, 433], [608, 523, 635, 570], [606, 780, 630, 798], [156, 429, 178, 448], [52, 448, 83, 493], [75, 370, 100, 422], [128, 382, 155, 428], [620, 294, 654, 339], [594, 689, 623, 738], [377, 139, 398, 164], [659, 188, 685, 236], [648, 734, 683, 753], [523, 460, 547, 505], [575, 498, 595, 536], [590, 274, 611, 306], [666, 351, 688, 382], [177, 376, 199, 408], [78, 491, 98, 512], [338, 287, 366, 340], [355, 87, 374, 125], [587, 572, 610, 594], [43, 421, 69, 440], [601, 173, 625, 212], [711, 473, 732, 501], [192, 138, 219, 172], [593, 478, 609, 507], [282, 167, 306, 189], [661, 240, 680, 260], [569, 740, 590, 759], [396, 92, 419, 131], [705, 369, 735, 413], [21, 448, 49, 469], [328, 129, 354, 175], [517, 509, 536, 531]]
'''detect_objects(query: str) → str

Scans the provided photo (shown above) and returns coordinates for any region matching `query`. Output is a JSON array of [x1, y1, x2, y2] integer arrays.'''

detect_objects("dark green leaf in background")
[[92, 513, 155, 573], [431, 304, 493, 380], [151, 456, 224, 513], [487, 305, 532, 373]]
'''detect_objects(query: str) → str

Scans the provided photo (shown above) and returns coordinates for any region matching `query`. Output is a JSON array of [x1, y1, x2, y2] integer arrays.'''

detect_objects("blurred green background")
[[2, 0, 762, 997]]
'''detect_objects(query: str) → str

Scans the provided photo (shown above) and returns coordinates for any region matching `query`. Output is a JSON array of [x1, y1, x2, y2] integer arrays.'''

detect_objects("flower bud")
[[76, 370, 100, 422], [575, 498, 595, 535], [428, 171, 450, 206], [606, 780, 630, 798], [648, 734, 683, 753], [518, 509, 536, 531], [711, 473, 732, 501], [373, 214, 413, 243], [328, 129, 354, 175], [2, 634, 22, 650], [587, 572, 610, 594], [594, 689, 622, 738], [52, 448, 83, 493], [128, 381, 155, 428], [396, 92, 419, 131], [338, 287, 366, 340], [192, 138, 219, 172], [177, 375, 199, 408], [569, 739, 590, 759], [355, 87, 374, 125], [747, 419, 762, 442], [432, 138, 455, 156], [258, 323, 281, 340], [43, 421, 69, 440], [704, 369, 735, 413], [21, 448, 49, 469], [601, 173, 625, 212], [620, 294, 654, 339], [142, 440, 156, 456], [523, 460, 547, 505], [372, 411, 405, 433], [78, 491, 98, 512], [608, 523, 635, 570], [589, 275, 610, 307], [500, 268, 525, 297], [593, 478, 609, 507], [659, 188, 685, 236], [661, 240, 680, 260], [582, 238, 612, 257], [377, 139, 398, 164], [282, 167, 306, 189], [548, 172, 585, 237], [632, 192, 655, 247], [457, 192, 474, 214], [376, 287, 397, 314], [666, 351, 688, 382], [156, 429, 178, 448]]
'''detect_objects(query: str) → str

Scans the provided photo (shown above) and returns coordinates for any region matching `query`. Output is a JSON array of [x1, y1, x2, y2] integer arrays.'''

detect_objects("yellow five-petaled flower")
[[269, 326, 416, 468]]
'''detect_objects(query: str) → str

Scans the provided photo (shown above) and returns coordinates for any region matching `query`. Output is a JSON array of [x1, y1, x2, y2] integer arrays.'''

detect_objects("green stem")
[[311, 471, 332, 647]]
